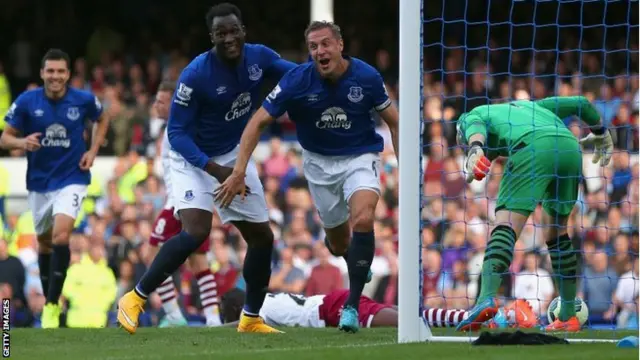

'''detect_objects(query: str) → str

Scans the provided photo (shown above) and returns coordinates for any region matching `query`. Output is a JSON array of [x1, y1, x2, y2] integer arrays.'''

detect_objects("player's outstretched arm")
[[378, 104, 399, 160], [214, 106, 275, 208]]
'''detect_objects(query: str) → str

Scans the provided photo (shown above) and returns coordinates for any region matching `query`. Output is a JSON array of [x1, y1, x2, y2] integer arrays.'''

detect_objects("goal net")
[[398, 0, 639, 343]]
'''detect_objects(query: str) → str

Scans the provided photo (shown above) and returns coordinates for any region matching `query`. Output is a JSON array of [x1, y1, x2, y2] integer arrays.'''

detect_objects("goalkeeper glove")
[[464, 142, 491, 183], [579, 129, 613, 166]]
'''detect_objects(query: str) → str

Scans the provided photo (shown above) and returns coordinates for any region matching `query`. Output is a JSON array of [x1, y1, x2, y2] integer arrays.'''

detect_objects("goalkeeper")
[[455, 96, 613, 333]]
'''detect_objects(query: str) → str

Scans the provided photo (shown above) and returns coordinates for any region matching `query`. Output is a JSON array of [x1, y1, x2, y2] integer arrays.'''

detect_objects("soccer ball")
[[546, 296, 589, 325]]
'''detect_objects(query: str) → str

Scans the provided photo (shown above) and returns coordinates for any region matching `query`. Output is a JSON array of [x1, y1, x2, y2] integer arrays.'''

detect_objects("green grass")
[[8, 327, 639, 360]]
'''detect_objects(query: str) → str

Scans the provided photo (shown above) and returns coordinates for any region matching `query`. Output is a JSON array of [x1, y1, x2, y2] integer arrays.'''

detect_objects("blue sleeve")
[[262, 73, 295, 119], [167, 69, 210, 169], [4, 95, 28, 132], [86, 93, 104, 122], [370, 71, 392, 112], [261, 45, 297, 80]]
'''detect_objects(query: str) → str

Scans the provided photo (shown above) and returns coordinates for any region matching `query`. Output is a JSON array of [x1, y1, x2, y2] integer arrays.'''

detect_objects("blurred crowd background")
[[0, 1, 638, 330]]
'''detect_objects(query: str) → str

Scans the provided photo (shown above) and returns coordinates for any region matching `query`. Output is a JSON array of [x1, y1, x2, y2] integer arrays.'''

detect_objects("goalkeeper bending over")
[[455, 96, 613, 332]]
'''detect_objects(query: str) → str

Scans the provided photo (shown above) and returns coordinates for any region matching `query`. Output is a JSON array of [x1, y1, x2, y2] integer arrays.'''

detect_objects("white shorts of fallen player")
[[259, 292, 327, 328], [169, 146, 268, 224], [302, 150, 381, 229], [28, 184, 88, 235]]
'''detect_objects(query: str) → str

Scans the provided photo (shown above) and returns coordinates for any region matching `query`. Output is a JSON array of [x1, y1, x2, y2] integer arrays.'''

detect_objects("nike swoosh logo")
[[119, 309, 137, 327], [518, 309, 528, 322]]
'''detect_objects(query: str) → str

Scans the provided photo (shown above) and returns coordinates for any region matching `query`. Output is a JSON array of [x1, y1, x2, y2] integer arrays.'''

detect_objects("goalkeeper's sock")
[[46, 245, 70, 304], [345, 231, 375, 309], [137, 231, 203, 297], [477, 225, 516, 303], [547, 233, 578, 321], [242, 242, 274, 316], [38, 252, 51, 298]]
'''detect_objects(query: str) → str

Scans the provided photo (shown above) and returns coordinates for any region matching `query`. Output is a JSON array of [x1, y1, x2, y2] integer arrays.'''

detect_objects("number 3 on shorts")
[[72, 194, 83, 208]]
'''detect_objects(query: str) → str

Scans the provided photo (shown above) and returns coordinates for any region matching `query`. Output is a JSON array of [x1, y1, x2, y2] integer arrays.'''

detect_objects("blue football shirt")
[[4, 87, 103, 192], [168, 43, 296, 169], [262, 56, 391, 156]]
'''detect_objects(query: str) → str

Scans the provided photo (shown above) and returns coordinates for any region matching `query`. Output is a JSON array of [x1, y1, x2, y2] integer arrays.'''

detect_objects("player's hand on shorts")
[[23, 132, 42, 152], [79, 149, 97, 170], [214, 171, 249, 208], [579, 130, 613, 166], [464, 145, 491, 183]]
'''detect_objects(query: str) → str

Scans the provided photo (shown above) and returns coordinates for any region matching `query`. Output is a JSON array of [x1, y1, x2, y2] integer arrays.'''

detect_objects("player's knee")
[[37, 234, 53, 253], [184, 225, 210, 244], [351, 207, 375, 232], [52, 228, 72, 246], [235, 221, 274, 247], [325, 237, 347, 256]]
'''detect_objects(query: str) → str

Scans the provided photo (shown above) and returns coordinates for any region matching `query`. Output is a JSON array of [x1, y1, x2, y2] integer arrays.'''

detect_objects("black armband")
[[470, 141, 484, 149], [591, 126, 606, 136]]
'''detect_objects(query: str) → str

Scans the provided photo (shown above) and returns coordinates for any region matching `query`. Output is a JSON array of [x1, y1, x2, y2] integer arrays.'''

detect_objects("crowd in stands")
[[0, 1, 638, 331]]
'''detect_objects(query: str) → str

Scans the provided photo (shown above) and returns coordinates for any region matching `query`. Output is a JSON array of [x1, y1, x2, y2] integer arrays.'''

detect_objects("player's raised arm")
[[80, 95, 109, 170], [535, 96, 602, 130], [0, 97, 41, 151], [536, 96, 612, 166]]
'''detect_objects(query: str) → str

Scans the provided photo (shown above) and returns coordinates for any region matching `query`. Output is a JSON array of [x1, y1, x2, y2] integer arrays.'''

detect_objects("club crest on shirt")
[[184, 190, 194, 201], [347, 86, 363, 103], [248, 64, 263, 81], [67, 107, 80, 121]]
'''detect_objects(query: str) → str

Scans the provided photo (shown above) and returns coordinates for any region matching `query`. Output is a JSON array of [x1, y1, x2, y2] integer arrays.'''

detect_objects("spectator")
[[0, 239, 26, 309], [62, 245, 117, 328], [512, 252, 555, 316], [305, 242, 342, 296], [604, 257, 639, 329], [580, 250, 619, 317], [269, 247, 306, 294]]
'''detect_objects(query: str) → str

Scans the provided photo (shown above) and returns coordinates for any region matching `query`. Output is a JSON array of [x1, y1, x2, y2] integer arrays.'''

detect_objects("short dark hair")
[[220, 288, 245, 323], [41, 48, 71, 69], [205, 3, 243, 30], [157, 81, 176, 94], [304, 21, 342, 41]]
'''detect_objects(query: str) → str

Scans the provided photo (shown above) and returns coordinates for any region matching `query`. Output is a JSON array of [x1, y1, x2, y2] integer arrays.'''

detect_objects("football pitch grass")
[[9, 327, 639, 360]]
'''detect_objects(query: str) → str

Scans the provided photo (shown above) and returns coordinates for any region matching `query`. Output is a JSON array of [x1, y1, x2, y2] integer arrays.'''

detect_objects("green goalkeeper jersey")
[[457, 96, 601, 159]]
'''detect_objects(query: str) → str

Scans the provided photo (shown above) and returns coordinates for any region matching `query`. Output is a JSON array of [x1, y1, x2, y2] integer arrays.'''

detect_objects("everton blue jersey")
[[168, 43, 296, 169], [262, 56, 391, 156], [4, 87, 103, 192]]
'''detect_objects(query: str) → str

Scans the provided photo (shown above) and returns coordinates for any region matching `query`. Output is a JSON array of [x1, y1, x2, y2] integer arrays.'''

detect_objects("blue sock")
[[136, 231, 203, 297], [242, 243, 274, 316], [46, 245, 70, 304], [345, 231, 375, 309], [38, 252, 51, 298]]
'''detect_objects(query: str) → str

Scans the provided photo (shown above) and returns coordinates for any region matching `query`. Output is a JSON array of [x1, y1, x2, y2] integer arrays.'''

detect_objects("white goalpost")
[[397, 0, 431, 344]]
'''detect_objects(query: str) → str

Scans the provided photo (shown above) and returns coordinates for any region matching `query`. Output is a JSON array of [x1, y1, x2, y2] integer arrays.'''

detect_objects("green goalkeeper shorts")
[[496, 134, 582, 218]]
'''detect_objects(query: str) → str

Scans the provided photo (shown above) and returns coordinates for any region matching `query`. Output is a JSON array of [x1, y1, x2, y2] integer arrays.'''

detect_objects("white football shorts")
[[302, 150, 381, 229], [28, 184, 88, 235], [169, 146, 268, 224]]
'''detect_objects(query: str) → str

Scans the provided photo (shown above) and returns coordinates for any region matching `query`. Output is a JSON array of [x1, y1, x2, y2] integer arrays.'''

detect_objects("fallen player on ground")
[[219, 288, 538, 331]]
